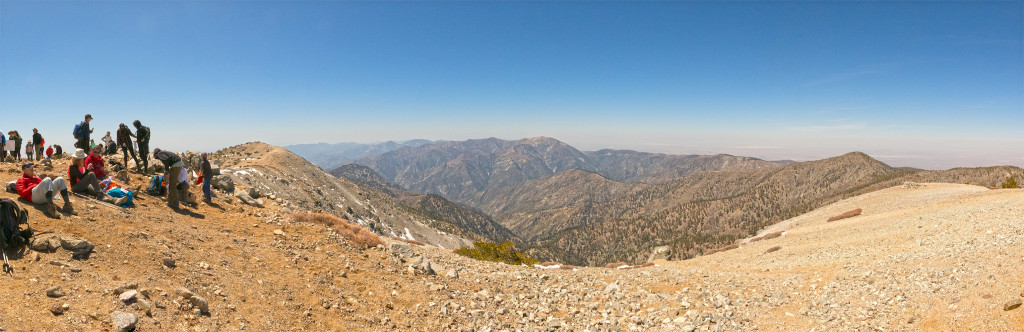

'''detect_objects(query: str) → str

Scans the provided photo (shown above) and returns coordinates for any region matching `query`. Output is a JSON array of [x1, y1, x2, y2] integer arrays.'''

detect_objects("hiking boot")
[[62, 201, 77, 215], [114, 196, 129, 206], [43, 202, 58, 219], [95, 191, 105, 200]]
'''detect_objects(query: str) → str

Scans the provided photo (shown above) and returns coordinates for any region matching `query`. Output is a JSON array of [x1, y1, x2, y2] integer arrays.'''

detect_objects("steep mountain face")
[[356, 137, 780, 205], [584, 149, 781, 183], [213, 142, 505, 248], [285, 139, 437, 171], [331, 163, 519, 243]]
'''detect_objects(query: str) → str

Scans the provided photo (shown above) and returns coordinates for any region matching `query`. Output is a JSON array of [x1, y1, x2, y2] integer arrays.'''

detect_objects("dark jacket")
[[135, 126, 150, 146], [32, 133, 43, 146], [116, 127, 133, 147], [154, 150, 181, 168], [80, 122, 91, 141]]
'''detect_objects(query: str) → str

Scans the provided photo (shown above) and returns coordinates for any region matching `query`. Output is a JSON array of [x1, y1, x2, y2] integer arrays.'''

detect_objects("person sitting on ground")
[[54, 145, 63, 158], [153, 148, 186, 209], [69, 149, 108, 200], [84, 145, 108, 179], [99, 178, 135, 208], [46, 145, 53, 159], [17, 162, 75, 217]]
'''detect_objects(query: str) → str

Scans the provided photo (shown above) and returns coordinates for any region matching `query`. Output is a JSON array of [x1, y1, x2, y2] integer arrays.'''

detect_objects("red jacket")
[[16, 174, 41, 201], [85, 153, 107, 179]]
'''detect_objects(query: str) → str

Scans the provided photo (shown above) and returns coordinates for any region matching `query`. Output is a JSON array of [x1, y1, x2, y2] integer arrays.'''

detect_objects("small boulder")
[[110, 311, 138, 332], [162, 258, 176, 268], [46, 286, 66, 298], [1006, 299, 1022, 311], [50, 303, 70, 315], [390, 243, 415, 258], [119, 290, 138, 305], [189, 295, 210, 315], [445, 269, 460, 279], [212, 175, 234, 193]]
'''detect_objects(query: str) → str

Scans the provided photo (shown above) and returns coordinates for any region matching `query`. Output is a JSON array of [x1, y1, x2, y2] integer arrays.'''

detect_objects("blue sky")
[[1, 1, 1021, 169]]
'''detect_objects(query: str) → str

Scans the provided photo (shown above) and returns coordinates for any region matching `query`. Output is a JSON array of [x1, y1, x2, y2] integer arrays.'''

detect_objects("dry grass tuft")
[[764, 246, 781, 254], [827, 208, 862, 222], [750, 231, 783, 242], [705, 243, 740, 255], [604, 262, 627, 269], [290, 212, 383, 249]]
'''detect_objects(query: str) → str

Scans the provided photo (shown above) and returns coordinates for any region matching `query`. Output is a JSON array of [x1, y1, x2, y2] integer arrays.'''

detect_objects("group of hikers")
[[0, 129, 62, 162], [6, 114, 217, 219]]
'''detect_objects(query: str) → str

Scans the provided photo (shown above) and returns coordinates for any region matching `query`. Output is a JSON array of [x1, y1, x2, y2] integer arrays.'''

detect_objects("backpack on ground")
[[73, 122, 85, 140], [0, 198, 32, 249], [147, 175, 165, 196]]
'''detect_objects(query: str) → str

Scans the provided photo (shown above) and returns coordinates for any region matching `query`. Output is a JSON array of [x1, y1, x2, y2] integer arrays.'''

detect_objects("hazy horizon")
[[2, 2, 1021, 170]]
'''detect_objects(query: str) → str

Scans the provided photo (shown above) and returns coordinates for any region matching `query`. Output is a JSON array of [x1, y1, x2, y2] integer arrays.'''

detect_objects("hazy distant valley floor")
[[1, 148, 1021, 332]]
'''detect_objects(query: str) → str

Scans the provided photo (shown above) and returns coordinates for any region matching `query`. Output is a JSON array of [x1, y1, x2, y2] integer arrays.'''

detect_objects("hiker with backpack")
[[133, 120, 151, 174], [31, 128, 44, 161], [153, 148, 186, 209], [0, 131, 6, 161], [116, 123, 140, 171], [74, 114, 94, 150], [17, 162, 75, 217]]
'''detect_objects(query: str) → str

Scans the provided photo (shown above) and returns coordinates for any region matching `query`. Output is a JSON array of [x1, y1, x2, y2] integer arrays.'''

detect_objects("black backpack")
[[0, 198, 32, 249]]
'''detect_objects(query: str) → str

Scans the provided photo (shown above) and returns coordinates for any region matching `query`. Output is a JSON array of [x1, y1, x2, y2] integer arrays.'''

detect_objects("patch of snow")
[[616, 265, 631, 269], [234, 170, 250, 176], [404, 228, 415, 241], [537, 264, 561, 270]]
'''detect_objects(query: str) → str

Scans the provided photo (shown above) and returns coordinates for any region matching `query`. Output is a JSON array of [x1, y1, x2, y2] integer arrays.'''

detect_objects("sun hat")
[[22, 162, 34, 170], [72, 148, 87, 159]]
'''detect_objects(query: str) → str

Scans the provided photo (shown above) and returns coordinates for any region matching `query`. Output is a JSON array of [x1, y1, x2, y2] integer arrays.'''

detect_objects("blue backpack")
[[147, 175, 165, 196], [73, 122, 84, 140]]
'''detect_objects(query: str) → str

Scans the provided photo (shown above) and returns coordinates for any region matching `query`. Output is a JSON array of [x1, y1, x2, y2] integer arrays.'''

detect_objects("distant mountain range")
[[285, 139, 441, 171], [302, 136, 1024, 266]]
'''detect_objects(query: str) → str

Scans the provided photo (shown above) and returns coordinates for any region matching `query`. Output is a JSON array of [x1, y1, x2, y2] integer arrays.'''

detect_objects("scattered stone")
[[212, 175, 234, 193], [1005, 299, 1022, 311], [110, 311, 138, 332], [162, 258, 176, 268], [50, 303, 70, 315], [113, 283, 138, 295], [189, 295, 210, 315], [390, 243, 415, 258], [119, 290, 139, 305], [273, 229, 286, 237], [175, 287, 194, 298], [46, 286, 65, 298], [446, 269, 460, 279]]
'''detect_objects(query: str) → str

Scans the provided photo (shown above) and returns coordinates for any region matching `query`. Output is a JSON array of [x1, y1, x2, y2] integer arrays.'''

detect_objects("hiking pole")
[[71, 193, 126, 211], [2, 250, 12, 274]]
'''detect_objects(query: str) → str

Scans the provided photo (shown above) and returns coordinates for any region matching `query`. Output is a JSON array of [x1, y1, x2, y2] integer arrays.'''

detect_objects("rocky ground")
[[1, 150, 1022, 331]]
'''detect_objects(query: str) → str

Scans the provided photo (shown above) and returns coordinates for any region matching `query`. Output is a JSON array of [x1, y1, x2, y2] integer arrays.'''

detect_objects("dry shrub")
[[540, 261, 560, 267], [704, 243, 739, 255], [289, 212, 383, 249], [750, 231, 783, 242], [827, 208, 862, 222], [764, 246, 781, 254], [455, 241, 538, 266], [604, 262, 627, 269]]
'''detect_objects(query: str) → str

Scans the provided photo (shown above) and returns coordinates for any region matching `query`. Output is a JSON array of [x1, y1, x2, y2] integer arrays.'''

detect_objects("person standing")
[[31, 128, 44, 161], [153, 148, 184, 209], [133, 120, 151, 174], [17, 162, 75, 217], [75, 114, 94, 150], [117, 123, 140, 170], [25, 141, 33, 161], [101, 131, 115, 155], [9, 131, 22, 161], [0, 131, 6, 161], [199, 153, 213, 203]]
